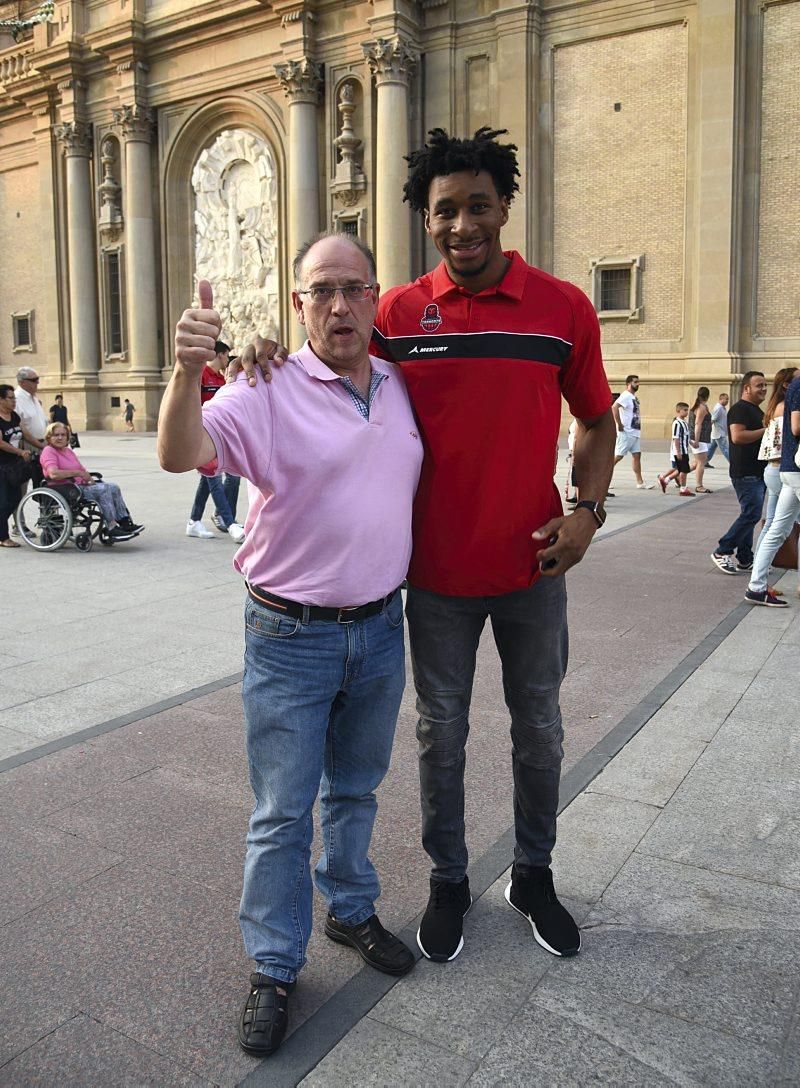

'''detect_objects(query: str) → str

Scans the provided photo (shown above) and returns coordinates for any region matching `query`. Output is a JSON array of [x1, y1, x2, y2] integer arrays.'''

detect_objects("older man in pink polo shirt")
[[159, 234, 423, 1059]]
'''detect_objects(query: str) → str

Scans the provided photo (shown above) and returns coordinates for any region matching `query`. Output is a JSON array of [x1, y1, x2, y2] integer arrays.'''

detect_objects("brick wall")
[[0, 164, 43, 376], [756, 1, 800, 339], [552, 22, 688, 345]]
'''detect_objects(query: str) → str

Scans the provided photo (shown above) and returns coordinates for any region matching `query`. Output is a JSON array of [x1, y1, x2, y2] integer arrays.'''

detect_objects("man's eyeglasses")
[[297, 284, 375, 304], [25, 377, 40, 383]]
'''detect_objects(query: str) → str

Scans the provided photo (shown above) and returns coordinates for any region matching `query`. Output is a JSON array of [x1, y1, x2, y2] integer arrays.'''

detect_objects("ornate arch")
[[161, 94, 288, 366]]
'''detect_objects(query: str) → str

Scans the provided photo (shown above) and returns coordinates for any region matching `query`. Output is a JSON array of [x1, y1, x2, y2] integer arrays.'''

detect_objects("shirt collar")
[[431, 250, 527, 301], [293, 340, 393, 381]]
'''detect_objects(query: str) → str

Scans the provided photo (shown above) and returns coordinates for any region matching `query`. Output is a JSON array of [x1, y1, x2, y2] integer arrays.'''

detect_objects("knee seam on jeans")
[[511, 717, 564, 768]]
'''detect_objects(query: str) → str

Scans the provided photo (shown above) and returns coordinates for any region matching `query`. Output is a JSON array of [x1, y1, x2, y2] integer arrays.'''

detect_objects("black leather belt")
[[246, 583, 400, 623]]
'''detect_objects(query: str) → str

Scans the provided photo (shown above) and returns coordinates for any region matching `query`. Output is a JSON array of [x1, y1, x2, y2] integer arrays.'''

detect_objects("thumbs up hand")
[[174, 279, 222, 374]]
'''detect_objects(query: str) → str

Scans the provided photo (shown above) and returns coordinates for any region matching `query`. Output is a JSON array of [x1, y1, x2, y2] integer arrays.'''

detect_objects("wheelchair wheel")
[[16, 488, 73, 551], [75, 531, 93, 553]]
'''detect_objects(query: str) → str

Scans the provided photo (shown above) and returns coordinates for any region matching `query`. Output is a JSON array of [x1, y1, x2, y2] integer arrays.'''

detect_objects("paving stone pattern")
[[1, 439, 796, 1084]]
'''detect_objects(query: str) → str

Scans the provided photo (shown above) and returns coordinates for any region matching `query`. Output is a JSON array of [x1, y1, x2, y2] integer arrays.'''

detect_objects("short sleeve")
[[200, 375, 273, 486], [39, 447, 56, 475], [559, 288, 612, 420]]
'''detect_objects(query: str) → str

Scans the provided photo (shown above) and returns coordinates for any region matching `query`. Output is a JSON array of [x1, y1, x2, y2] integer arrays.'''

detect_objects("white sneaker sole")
[[416, 897, 473, 962], [710, 555, 738, 575], [504, 882, 581, 958]]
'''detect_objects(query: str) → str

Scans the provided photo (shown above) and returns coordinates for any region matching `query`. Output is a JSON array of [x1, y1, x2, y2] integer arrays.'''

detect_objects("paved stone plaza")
[[1, 434, 798, 1086]]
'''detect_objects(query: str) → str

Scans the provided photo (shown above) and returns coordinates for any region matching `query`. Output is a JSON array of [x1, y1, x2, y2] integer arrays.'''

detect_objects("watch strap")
[[574, 500, 606, 527]]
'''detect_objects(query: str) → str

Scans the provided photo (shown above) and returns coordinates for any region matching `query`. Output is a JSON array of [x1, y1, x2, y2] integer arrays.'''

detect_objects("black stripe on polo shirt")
[[371, 327, 571, 367]]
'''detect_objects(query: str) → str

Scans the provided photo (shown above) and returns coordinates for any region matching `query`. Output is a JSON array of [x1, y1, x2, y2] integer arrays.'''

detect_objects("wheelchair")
[[15, 473, 120, 553]]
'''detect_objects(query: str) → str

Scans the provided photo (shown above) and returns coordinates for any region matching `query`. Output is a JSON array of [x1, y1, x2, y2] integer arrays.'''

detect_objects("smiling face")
[[424, 170, 509, 293], [743, 375, 768, 405], [292, 236, 379, 374]]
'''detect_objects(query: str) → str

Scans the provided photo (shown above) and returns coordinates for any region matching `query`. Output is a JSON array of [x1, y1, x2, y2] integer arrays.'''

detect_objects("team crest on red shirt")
[[420, 303, 442, 332]]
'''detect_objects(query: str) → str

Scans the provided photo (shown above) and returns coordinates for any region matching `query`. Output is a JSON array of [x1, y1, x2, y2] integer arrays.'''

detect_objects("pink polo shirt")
[[201, 343, 423, 606]]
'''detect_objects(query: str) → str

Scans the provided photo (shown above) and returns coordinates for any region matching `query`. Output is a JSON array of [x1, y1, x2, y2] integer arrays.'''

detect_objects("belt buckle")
[[337, 605, 359, 623]]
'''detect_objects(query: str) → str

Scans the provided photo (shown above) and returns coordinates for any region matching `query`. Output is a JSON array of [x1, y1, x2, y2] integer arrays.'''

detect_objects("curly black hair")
[[403, 127, 520, 213]]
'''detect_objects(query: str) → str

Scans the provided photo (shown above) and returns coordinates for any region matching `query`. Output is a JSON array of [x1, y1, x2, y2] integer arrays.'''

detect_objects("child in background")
[[658, 403, 694, 496]]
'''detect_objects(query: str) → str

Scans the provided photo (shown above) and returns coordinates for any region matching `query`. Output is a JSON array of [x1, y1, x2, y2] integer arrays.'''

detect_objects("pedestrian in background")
[[711, 371, 767, 576], [753, 368, 798, 561], [612, 375, 654, 489], [123, 399, 135, 431], [745, 369, 800, 607], [706, 392, 729, 467], [688, 387, 713, 493], [659, 402, 693, 496], [185, 340, 246, 543]]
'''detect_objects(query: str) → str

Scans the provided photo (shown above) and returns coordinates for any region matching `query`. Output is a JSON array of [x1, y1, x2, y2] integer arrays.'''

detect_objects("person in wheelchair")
[[39, 423, 144, 540]]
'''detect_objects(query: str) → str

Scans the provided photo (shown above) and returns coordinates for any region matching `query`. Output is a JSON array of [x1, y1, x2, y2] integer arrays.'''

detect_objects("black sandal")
[[237, 973, 293, 1057]]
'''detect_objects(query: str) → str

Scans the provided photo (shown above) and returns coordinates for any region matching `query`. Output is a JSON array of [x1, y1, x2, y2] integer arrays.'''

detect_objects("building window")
[[101, 247, 126, 357], [332, 208, 367, 240], [107, 252, 123, 354], [12, 311, 35, 352], [589, 256, 643, 322]]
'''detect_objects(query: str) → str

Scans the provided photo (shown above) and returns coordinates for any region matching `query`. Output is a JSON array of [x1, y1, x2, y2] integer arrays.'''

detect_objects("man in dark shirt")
[[49, 395, 69, 425], [711, 371, 768, 575]]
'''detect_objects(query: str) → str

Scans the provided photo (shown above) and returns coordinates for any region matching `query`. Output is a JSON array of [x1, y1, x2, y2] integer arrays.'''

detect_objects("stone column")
[[54, 121, 100, 376], [687, 0, 738, 364], [114, 104, 160, 373], [364, 37, 418, 288], [275, 58, 322, 267]]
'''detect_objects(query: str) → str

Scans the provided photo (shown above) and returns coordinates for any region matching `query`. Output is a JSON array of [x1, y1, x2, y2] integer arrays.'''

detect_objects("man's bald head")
[[293, 232, 377, 288]]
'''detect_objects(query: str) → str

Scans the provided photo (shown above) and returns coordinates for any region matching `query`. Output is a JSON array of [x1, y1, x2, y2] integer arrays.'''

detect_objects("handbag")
[[773, 523, 799, 570], [0, 456, 33, 487], [69, 431, 80, 449]]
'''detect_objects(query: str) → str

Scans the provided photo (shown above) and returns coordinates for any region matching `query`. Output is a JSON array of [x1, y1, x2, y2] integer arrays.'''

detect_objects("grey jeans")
[[406, 576, 568, 882]]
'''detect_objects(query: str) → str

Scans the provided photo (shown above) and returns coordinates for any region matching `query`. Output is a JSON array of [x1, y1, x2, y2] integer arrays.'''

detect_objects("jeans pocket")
[[245, 599, 301, 639], [383, 590, 405, 630]]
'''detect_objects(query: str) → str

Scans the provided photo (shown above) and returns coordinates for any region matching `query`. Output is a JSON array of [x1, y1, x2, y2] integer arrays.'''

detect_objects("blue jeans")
[[707, 435, 729, 464], [189, 473, 233, 527], [716, 475, 767, 565], [79, 481, 129, 525], [224, 473, 240, 522], [239, 590, 406, 984], [753, 462, 781, 557], [406, 576, 568, 883], [749, 472, 800, 592]]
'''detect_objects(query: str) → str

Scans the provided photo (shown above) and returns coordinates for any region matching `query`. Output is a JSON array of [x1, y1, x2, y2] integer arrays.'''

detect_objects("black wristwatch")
[[574, 500, 606, 528]]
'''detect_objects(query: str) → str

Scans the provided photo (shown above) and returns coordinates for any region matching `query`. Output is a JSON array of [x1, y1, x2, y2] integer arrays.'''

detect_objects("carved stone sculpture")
[[98, 136, 123, 241], [192, 129, 281, 349], [331, 81, 366, 206]]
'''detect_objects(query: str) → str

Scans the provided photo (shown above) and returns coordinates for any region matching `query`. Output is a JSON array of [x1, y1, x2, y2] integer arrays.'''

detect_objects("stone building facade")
[[0, 0, 797, 433]]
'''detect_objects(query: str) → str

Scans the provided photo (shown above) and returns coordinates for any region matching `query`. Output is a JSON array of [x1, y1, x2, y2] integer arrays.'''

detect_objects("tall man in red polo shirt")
[[241, 128, 615, 963]]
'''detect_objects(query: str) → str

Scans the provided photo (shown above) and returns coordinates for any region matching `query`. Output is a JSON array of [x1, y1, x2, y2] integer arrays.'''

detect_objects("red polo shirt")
[[372, 251, 611, 596], [200, 365, 225, 404]]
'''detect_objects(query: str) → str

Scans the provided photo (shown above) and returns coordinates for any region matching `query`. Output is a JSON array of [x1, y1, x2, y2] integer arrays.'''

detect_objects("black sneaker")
[[119, 517, 145, 536], [109, 526, 135, 541], [504, 865, 580, 957], [736, 560, 753, 572], [417, 876, 472, 962], [237, 973, 293, 1057], [744, 587, 788, 608], [211, 512, 227, 533]]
